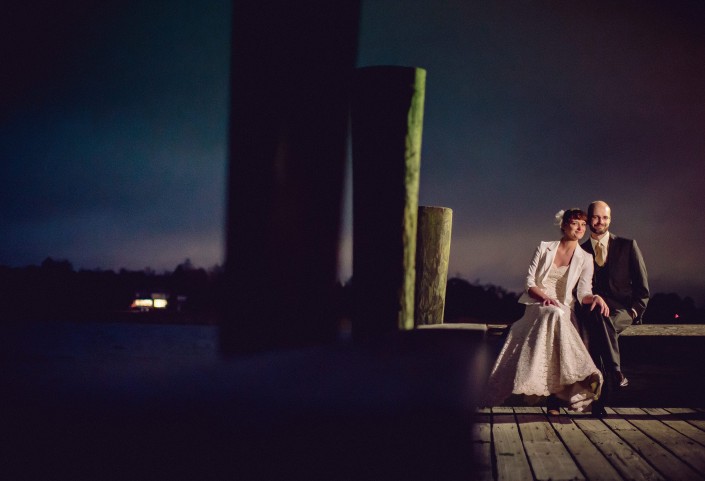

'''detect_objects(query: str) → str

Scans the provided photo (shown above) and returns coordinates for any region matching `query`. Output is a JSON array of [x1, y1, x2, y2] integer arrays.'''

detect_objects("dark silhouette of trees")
[[444, 278, 705, 325], [1, 260, 703, 324], [169, 259, 211, 312], [642, 292, 703, 324], [0, 258, 223, 323], [444, 277, 524, 324]]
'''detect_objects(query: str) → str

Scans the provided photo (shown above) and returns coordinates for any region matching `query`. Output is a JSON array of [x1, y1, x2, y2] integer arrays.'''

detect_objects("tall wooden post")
[[415, 206, 453, 326], [220, 0, 360, 354], [350, 66, 426, 339]]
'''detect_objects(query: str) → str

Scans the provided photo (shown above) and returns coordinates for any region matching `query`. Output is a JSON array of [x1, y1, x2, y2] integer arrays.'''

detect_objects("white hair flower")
[[554, 210, 565, 226]]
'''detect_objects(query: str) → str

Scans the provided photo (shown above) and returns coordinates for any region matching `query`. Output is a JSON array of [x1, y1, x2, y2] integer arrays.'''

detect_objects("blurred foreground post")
[[351, 66, 426, 339], [415, 206, 453, 326], [221, 0, 360, 354]]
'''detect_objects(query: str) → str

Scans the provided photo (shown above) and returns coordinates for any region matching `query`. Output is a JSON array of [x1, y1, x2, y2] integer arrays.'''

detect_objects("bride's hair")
[[555, 208, 587, 227]]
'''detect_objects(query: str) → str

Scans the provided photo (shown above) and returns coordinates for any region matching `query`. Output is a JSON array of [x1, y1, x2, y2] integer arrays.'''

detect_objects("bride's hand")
[[542, 298, 560, 307]]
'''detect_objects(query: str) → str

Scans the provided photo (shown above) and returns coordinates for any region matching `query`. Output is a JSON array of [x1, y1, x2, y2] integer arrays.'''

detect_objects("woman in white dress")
[[484, 209, 610, 415]]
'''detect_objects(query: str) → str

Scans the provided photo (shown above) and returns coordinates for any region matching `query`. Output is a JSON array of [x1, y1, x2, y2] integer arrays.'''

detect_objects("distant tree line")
[[443, 277, 524, 324], [0, 257, 223, 323], [1, 259, 703, 324], [642, 292, 704, 324], [442, 277, 705, 324]]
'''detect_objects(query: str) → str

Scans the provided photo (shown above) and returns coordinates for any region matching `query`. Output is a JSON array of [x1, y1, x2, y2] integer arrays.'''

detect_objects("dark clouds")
[[356, 0, 705, 303], [1, 1, 230, 271], [2, 1, 704, 304]]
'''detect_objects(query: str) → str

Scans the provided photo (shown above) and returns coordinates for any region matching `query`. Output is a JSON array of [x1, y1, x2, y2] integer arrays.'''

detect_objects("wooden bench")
[[420, 322, 705, 337], [420, 322, 705, 407]]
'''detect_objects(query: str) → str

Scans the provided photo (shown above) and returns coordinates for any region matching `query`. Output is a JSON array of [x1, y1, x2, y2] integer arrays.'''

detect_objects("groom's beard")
[[590, 225, 608, 236]]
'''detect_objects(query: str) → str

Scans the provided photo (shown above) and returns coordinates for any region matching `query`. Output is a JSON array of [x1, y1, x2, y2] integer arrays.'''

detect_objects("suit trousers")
[[582, 306, 632, 372], [579, 304, 631, 409]]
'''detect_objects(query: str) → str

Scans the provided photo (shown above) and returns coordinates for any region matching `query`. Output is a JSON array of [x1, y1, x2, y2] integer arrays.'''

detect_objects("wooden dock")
[[473, 406, 705, 481]]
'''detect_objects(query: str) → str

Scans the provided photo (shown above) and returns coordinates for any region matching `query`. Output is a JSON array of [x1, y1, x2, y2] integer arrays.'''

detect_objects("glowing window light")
[[153, 299, 168, 309], [132, 299, 154, 308]]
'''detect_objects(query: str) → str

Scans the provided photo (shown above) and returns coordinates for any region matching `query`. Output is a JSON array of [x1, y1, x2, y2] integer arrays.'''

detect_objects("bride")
[[484, 208, 609, 414]]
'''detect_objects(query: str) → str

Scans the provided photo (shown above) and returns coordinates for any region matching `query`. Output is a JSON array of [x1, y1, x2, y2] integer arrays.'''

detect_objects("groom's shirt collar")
[[590, 232, 610, 253]]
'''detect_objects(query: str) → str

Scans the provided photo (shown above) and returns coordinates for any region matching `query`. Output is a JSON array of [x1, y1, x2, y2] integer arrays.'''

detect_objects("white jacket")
[[517, 241, 594, 307]]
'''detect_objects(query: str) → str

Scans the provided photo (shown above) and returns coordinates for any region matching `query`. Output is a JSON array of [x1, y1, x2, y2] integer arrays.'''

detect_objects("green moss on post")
[[351, 66, 426, 338], [415, 206, 453, 326]]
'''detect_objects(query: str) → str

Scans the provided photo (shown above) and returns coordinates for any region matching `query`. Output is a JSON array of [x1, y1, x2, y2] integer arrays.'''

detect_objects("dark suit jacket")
[[581, 234, 650, 319]]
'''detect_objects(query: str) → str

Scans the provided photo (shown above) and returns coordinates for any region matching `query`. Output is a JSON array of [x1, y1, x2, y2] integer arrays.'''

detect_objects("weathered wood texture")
[[483, 406, 705, 481], [610, 407, 705, 479], [515, 407, 585, 481], [493, 411, 533, 481], [621, 324, 705, 336], [221, 0, 361, 354], [473, 413, 494, 481], [573, 412, 665, 481], [351, 66, 426, 338], [549, 409, 623, 481], [468, 323, 705, 336], [414, 206, 452, 326]]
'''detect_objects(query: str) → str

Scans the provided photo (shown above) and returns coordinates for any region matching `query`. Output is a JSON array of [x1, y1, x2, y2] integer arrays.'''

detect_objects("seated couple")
[[484, 204, 649, 417]]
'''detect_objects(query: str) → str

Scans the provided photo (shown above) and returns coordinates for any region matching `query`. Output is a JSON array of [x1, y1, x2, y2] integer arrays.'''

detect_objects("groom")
[[580, 200, 649, 417]]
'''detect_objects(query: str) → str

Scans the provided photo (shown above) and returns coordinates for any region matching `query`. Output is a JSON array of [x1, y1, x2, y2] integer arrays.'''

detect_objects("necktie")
[[595, 242, 605, 267]]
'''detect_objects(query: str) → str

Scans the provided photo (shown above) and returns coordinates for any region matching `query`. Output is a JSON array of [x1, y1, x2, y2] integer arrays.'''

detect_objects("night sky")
[[3, 1, 705, 305]]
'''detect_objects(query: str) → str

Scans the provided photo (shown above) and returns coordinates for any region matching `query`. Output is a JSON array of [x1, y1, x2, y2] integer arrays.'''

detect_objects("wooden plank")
[[664, 408, 705, 432], [493, 412, 534, 481], [603, 408, 699, 481], [621, 324, 705, 336], [492, 406, 515, 414], [417, 322, 487, 332], [573, 414, 665, 481], [665, 408, 701, 414], [472, 413, 494, 481], [613, 407, 705, 476], [515, 411, 584, 481], [486, 406, 705, 481], [547, 412, 624, 481], [643, 408, 705, 447], [514, 406, 544, 414]]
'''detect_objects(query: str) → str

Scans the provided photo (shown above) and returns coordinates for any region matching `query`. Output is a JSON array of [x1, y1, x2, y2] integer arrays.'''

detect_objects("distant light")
[[153, 299, 168, 309], [131, 293, 169, 310], [675, 313, 680, 319]]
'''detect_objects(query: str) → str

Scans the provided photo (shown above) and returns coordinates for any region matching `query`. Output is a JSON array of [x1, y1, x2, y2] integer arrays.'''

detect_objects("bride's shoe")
[[547, 395, 560, 416]]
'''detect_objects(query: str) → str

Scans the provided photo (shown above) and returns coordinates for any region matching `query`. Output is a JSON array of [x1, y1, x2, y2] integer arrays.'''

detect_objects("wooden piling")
[[350, 66, 426, 338], [220, 0, 360, 354], [415, 206, 453, 326]]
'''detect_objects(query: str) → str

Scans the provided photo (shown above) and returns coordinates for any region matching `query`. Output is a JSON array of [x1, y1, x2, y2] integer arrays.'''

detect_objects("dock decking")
[[474, 407, 705, 481]]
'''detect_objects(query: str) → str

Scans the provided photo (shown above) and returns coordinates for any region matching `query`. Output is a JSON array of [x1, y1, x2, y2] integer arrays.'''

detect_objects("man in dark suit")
[[580, 200, 649, 417]]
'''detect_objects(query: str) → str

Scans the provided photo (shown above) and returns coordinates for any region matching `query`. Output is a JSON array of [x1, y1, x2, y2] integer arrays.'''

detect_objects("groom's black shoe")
[[591, 403, 607, 418]]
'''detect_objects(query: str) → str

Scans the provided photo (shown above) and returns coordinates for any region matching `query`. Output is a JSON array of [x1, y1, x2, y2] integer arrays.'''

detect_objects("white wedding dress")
[[484, 264, 602, 411]]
